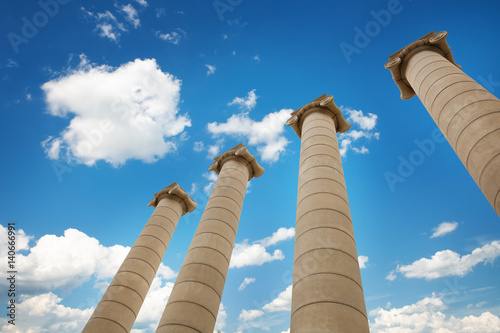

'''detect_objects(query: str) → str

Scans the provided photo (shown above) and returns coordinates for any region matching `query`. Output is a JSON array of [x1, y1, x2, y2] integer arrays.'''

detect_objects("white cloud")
[[230, 227, 293, 269], [0, 227, 129, 291], [155, 8, 165, 18], [193, 141, 205, 152], [358, 255, 369, 269], [339, 139, 351, 157], [281, 329, 290, 333], [253, 55, 260, 62], [262, 284, 292, 312], [135, 0, 148, 6], [238, 277, 256, 291], [345, 108, 378, 130], [257, 227, 295, 247], [155, 28, 186, 44], [352, 146, 369, 154], [369, 294, 500, 333], [230, 240, 284, 268], [41, 57, 190, 167], [0, 292, 92, 333], [431, 221, 459, 238], [207, 139, 224, 159], [228, 89, 258, 111], [26, 93, 32, 101], [122, 4, 140, 28], [239, 309, 264, 322], [386, 270, 397, 281], [203, 171, 218, 196], [476, 301, 488, 308], [214, 303, 227, 332], [338, 107, 380, 157], [207, 108, 292, 162], [205, 64, 216, 76], [6, 58, 19, 68], [393, 240, 500, 280], [82, 8, 127, 42]]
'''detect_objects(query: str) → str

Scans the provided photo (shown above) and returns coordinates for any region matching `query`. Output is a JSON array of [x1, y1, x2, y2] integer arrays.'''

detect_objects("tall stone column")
[[385, 31, 500, 217], [156, 144, 264, 333], [286, 94, 369, 332], [83, 183, 196, 333]]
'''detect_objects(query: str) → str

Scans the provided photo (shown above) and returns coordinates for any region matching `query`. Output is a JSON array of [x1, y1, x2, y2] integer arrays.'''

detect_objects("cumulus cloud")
[[338, 107, 380, 157], [214, 303, 227, 332], [369, 294, 500, 332], [0, 292, 93, 333], [41, 56, 190, 167], [431, 221, 459, 238], [262, 284, 292, 312], [206, 64, 216, 76], [238, 277, 256, 291], [155, 28, 186, 44], [193, 141, 205, 152], [134, 276, 175, 325], [358, 255, 369, 269], [239, 309, 264, 322], [82, 8, 127, 42], [391, 240, 500, 280], [122, 4, 140, 28], [207, 102, 292, 162], [230, 227, 294, 268], [257, 227, 295, 247], [207, 139, 224, 159], [203, 171, 219, 196], [228, 89, 258, 111]]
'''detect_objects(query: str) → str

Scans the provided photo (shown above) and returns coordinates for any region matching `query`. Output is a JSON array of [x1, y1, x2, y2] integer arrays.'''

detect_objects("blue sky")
[[1, 0, 500, 332]]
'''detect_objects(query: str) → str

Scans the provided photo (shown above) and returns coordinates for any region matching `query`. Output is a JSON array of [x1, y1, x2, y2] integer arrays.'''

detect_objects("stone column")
[[385, 31, 500, 217], [156, 144, 264, 333], [83, 183, 196, 333], [286, 95, 369, 332]]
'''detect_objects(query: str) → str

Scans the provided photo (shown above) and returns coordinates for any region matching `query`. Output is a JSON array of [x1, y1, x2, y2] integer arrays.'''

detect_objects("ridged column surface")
[[156, 144, 264, 333], [287, 95, 369, 333], [83, 183, 196, 333], [386, 31, 500, 217]]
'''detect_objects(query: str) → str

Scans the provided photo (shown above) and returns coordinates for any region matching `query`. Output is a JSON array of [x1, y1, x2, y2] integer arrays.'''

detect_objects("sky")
[[1, 0, 500, 332]]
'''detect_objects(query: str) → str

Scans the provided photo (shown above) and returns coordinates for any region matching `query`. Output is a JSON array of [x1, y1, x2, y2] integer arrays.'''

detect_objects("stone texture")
[[156, 144, 264, 333], [287, 95, 369, 332], [385, 31, 500, 217], [82, 183, 196, 333]]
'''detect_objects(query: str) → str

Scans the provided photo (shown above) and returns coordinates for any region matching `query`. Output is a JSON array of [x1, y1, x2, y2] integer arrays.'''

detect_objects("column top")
[[384, 31, 462, 100], [208, 143, 265, 180], [286, 94, 351, 138], [148, 182, 197, 215]]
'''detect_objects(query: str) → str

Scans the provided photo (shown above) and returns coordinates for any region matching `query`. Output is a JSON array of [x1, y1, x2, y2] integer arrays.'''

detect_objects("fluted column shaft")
[[291, 108, 369, 332], [157, 144, 264, 333], [404, 49, 500, 216], [83, 184, 195, 333]]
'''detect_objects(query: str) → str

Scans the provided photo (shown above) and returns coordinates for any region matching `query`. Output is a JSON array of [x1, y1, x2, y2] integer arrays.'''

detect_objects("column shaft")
[[405, 49, 500, 215], [157, 145, 263, 333], [83, 184, 195, 333], [291, 108, 369, 332]]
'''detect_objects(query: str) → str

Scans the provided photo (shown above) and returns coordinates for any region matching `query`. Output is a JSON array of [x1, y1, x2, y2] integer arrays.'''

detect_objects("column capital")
[[209, 143, 265, 180], [385, 31, 462, 100], [286, 94, 351, 138], [148, 182, 197, 215]]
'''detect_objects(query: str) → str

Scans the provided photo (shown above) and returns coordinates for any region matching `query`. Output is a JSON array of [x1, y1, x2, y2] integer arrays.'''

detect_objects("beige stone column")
[[385, 31, 500, 217], [286, 95, 369, 332], [156, 144, 264, 333], [83, 183, 196, 333]]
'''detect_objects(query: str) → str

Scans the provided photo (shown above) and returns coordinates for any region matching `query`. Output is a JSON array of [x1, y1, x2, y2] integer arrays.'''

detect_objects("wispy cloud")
[[430, 221, 459, 238], [205, 64, 216, 76]]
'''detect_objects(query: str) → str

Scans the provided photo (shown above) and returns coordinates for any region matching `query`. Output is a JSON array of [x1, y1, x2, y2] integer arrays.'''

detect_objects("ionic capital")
[[148, 182, 197, 215], [209, 143, 265, 180], [286, 94, 351, 138], [385, 31, 461, 100]]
